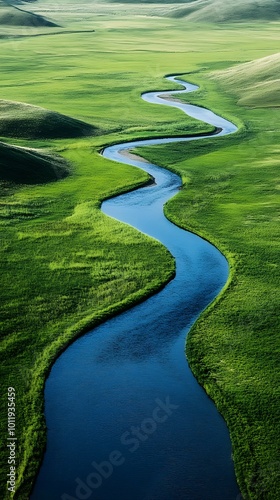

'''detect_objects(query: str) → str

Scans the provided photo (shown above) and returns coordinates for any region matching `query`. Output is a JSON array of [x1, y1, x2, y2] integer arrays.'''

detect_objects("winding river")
[[31, 76, 240, 500]]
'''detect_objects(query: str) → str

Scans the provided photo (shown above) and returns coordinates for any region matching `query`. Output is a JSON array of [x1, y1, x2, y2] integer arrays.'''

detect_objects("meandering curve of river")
[[31, 76, 240, 500]]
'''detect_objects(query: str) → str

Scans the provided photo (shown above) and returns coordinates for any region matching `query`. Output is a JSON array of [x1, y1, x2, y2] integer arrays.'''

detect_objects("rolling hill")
[[168, 0, 280, 22], [5, 0, 280, 23], [211, 53, 280, 107], [0, 100, 99, 139], [0, 141, 69, 184], [108, 0, 190, 2], [0, 0, 58, 27]]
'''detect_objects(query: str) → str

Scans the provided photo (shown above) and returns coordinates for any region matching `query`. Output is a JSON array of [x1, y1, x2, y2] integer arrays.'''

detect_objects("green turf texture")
[[0, 2, 279, 499]]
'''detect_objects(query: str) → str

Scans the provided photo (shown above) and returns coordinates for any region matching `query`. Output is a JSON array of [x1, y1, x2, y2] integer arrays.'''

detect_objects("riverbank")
[[0, 8, 279, 499], [31, 77, 239, 500], [140, 72, 280, 499]]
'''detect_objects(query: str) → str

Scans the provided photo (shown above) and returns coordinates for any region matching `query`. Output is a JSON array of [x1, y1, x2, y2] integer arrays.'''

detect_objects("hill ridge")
[[0, 140, 69, 185], [211, 52, 280, 107], [0, 99, 99, 139], [167, 0, 280, 22], [0, 0, 58, 27]]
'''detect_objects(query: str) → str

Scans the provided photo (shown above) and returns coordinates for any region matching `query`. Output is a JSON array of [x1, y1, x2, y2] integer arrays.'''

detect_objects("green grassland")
[[211, 52, 280, 107], [0, 2, 279, 499], [0, 0, 57, 27], [0, 141, 69, 184], [136, 57, 280, 498], [167, 0, 280, 22], [83, 0, 280, 22], [0, 100, 99, 138]]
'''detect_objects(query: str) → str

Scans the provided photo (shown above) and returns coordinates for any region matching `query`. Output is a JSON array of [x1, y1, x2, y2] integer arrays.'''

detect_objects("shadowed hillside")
[[108, 0, 191, 2], [211, 53, 280, 107], [7, 0, 280, 23], [4, 0, 38, 4], [0, 100, 99, 139], [168, 0, 280, 22], [0, 0, 58, 27], [0, 142, 69, 184]]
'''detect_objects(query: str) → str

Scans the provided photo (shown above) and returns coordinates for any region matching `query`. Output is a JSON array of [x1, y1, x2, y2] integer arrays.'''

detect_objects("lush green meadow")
[[0, 2, 279, 499], [139, 76, 280, 498]]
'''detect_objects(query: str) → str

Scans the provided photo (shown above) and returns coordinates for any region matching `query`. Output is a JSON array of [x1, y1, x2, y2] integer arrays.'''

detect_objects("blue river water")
[[31, 76, 240, 500]]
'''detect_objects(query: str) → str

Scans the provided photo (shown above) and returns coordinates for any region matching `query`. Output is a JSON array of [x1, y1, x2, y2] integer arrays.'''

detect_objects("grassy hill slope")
[[108, 0, 190, 2], [0, 100, 99, 139], [15, 0, 280, 23], [0, 1, 58, 27], [211, 53, 280, 107], [169, 0, 280, 22], [0, 142, 69, 184]]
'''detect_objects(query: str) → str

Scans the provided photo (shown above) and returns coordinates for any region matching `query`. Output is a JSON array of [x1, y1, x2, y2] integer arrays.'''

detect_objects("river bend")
[[31, 76, 239, 500]]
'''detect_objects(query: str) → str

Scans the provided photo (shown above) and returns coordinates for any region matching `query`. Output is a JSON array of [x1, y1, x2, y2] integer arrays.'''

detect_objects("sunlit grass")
[[211, 52, 280, 107], [0, 3, 279, 499], [138, 64, 280, 499]]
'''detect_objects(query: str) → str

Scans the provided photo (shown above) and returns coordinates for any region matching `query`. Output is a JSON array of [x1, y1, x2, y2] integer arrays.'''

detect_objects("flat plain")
[[0, 1, 279, 499]]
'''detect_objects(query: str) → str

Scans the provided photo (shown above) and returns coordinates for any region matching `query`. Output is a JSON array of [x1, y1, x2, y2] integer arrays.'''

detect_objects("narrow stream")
[[31, 76, 240, 500]]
